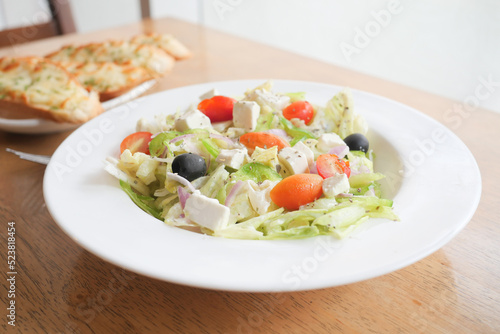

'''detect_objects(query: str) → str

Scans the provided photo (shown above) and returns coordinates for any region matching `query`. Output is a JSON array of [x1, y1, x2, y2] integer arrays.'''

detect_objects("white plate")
[[43, 80, 481, 292], [0, 80, 156, 134]]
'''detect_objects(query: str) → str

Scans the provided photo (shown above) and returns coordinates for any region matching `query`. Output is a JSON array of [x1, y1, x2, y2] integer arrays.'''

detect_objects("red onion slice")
[[328, 145, 349, 158], [177, 186, 191, 209], [350, 165, 371, 176], [167, 172, 196, 192], [151, 131, 165, 139], [265, 129, 291, 141], [169, 133, 196, 144], [309, 162, 318, 174], [224, 181, 244, 207], [209, 133, 235, 146]]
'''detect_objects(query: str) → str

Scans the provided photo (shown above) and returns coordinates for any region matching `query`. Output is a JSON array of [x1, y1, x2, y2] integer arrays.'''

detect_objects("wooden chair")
[[0, 0, 76, 48], [0, 0, 151, 48], [140, 0, 151, 19]]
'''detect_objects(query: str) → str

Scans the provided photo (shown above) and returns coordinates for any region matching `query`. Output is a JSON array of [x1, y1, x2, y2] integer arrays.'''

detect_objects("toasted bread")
[[60, 61, 155, 101], [46, 40, 177, 101], [46, 41, 175, 76], [130, 33, 192, 60], [0, 57, 104, 123]]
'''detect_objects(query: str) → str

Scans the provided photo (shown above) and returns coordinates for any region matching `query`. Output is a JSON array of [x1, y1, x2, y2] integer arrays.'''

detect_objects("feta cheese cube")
[[246, 89, 290, 111], [216, 148, 248, 169], [199, 88, 219, 100], [317, 133, 346, 153], [175, 109, 212, 132], [232, 101, 260, 131], [184, 192, 230, 231], [322, 174, 350, 198], [211, 120, 233, 133], [278, 147, 309, 175], [292, 141, 315, 167]]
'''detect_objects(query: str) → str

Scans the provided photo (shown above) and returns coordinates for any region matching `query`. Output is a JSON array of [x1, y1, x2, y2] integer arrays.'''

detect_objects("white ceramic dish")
[[43, 80, 481, 292], [0, 80, 157, 134]]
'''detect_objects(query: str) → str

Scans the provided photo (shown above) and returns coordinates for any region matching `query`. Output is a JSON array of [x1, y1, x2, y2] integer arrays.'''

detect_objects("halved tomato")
[[239, 132, 290, 155], [282, 101, 314, 125], [198, 96, 237, 122], [270, 174, 324, 211], [120, 132, 153, 154], [316, 154, 351, 178]]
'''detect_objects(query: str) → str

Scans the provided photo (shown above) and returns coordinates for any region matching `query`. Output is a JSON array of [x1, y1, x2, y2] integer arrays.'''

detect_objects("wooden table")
[[1, 18, 499, 334]]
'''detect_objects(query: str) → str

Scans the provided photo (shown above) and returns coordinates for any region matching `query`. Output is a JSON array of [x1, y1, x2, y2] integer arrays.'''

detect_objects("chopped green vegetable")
[[255, 111, 276, 132], [201, 138, 220, 158], [279, 116, 316, 141], [283, 91, 306, 103], [348, 173, 385, 188], [120, 180, 162, 219], [230, 162, 282, 184], [148, 131, 180, 157], [200, 165, 230, 199]]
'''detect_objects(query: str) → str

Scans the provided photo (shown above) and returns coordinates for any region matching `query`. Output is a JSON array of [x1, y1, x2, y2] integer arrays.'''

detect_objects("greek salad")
[[105, 81, 398, 240]]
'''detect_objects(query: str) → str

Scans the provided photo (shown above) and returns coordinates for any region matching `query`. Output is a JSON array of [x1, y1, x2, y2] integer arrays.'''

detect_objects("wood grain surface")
[[1, 18, 499, 334]]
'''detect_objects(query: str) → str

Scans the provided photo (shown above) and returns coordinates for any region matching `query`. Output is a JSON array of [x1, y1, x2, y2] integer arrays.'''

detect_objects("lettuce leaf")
[[264, 225, 321, 240], [283, 91, 306, 103], [120, 180, 162, 219], [278, 116, 316, 145]]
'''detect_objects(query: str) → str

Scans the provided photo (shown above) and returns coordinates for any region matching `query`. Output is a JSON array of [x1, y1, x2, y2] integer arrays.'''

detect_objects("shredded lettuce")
[[261, 209, 327, 232], [264, 225, 321, 240], [322, 88, 368, 138], [120, 180, 162, 219], [254, 110, 277, 132], [250, 147, 279, 170], [227, 190, 258, 225], [214, 208, 285, 239], [279, 116, 316, 145], [200, 165, 230, 199], [283, 91, 306, 103]]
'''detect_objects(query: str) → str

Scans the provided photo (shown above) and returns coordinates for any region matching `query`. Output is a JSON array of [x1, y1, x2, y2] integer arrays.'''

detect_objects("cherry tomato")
[[120, 132, 153, 154], [270, 174, 324, 211], [316, 154, 351, 178], [239, 132, 290, 155], [282, 101, 314, 125], [198, 96, 237, 122]]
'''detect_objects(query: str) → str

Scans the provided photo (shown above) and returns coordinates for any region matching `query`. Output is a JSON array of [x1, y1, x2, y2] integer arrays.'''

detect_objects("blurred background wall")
[[1, 0, 499, 113]]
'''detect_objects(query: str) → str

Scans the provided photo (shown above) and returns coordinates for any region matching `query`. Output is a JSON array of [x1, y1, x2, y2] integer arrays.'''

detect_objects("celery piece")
[[348, 173, 385, 188], [201, 138, 220, 158], [149, 131, 180, 157]]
